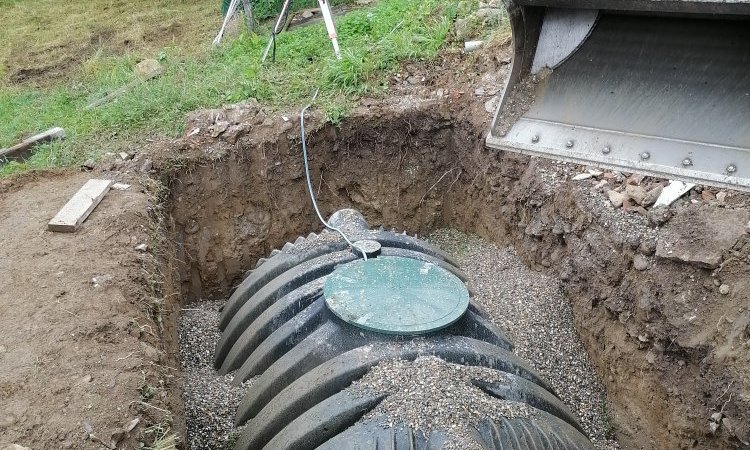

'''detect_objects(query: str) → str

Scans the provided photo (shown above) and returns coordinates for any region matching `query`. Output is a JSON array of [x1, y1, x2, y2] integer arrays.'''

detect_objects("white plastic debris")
[[653, 180, 696, 207], [464, 40, 484, 53]]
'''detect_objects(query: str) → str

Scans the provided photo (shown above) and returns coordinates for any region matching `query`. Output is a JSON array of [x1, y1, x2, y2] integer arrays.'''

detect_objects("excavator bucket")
[[487, 1, 750, 191]]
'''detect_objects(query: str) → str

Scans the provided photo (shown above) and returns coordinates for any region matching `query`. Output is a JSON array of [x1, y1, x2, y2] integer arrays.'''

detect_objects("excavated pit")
[[163, 99, 750, 450]]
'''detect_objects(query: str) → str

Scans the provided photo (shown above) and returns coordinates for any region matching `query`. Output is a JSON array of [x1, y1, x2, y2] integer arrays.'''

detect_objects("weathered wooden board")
[[48, 179, 114, 233], [0, 127, 66, 161]]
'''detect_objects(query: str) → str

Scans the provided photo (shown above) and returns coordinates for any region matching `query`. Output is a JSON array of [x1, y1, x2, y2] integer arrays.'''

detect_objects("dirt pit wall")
[[162, 97, 750, 450]]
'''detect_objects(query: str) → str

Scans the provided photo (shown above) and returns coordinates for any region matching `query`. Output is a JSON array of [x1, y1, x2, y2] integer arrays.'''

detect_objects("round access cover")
[[324, 255, 469, 335]]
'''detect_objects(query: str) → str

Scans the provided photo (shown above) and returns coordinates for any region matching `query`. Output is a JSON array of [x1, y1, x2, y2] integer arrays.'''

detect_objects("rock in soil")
[[633, 254, 649, 271], [655, 205, 750, 269], [607, 190, 627, 208]]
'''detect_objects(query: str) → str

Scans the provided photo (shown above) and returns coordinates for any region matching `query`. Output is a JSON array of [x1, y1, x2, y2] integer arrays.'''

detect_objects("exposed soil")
[[1, 31, 749, 450], [0, 172, 183, 449]]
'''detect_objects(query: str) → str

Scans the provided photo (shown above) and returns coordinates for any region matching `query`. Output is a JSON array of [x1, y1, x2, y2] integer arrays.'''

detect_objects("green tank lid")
[[324, 255, 469, 335]]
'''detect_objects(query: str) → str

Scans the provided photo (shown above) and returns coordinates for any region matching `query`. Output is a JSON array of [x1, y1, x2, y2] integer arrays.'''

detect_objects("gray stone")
[[655, 205, 750, 269], [476, 7, 504, 19], [140, 159, 153, 173], [81, 159, 96, 171], [639, 240, 656, 256], [719, 284, 730, 295], [648, 206, 672, 226], [454, 18, 469, 40], [484, 96, 499, 113], [134, 59, 163, 80], [633, 254, 649, 271]]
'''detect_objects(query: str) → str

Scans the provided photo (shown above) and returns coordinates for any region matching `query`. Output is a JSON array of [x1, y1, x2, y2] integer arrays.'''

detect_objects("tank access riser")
[[488, 0, 750, 191]]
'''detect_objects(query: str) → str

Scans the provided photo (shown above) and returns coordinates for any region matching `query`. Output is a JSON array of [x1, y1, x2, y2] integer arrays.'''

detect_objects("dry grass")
[[0, 0, 219, 85]]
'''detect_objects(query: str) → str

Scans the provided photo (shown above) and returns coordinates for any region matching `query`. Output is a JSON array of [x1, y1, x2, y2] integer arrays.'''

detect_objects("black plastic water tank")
[[214, 209, 594, 450]]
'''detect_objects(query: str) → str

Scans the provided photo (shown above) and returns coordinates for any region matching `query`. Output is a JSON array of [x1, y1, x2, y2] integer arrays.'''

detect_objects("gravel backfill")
[[178, 301, 249, 450], [351, 355, 534, 432], [429, 229, 620, 450]]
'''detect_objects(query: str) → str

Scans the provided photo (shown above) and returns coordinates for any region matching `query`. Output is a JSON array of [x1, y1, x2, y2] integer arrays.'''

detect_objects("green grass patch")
[[1, 0, 460, 176]]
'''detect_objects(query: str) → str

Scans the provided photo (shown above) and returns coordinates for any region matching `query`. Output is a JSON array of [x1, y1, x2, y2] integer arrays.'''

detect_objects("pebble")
[[625, 185, 647, 206], [643, 186, 663, 207], [647, 206, 672, 226], [135, 243, 149, 252], [134, 58, 163, 80], [573, 173, 593, 181], [484, 96, 499, 113], [594, 179, 609, 191], [81, 159, 96, 171], [607, 190, 628, 208], [633, 254, 649, 271], [719, 284, 730, 295]]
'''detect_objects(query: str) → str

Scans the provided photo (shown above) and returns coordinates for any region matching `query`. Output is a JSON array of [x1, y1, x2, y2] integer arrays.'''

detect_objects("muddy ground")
[[1, 37, 748, 450]]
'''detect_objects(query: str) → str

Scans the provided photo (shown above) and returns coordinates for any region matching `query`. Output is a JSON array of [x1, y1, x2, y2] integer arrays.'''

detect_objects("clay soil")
[[1, 38, 749, 450]]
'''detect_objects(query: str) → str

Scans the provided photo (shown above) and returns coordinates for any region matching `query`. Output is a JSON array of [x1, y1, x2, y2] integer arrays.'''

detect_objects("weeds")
[[142, 423, 179, 450]]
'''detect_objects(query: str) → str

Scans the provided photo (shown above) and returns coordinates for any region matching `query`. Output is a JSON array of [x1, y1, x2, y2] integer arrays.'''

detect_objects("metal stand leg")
[[262, 0, 294, 63], [318, 0, 342, 59]]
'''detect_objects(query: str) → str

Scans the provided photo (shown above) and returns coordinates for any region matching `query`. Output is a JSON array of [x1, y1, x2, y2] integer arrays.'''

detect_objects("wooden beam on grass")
[[48, 179, 114, 233], [0, 127, 66, 161]]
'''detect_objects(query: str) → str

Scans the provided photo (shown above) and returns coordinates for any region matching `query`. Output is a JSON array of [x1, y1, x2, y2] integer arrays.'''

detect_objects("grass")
[[0, 0, 463, 176]]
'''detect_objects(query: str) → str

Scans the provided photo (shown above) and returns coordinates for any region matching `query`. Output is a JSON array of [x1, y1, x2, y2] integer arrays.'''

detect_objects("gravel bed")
[[429, 229, 621, 450], [178, 301, 248, 450], [351, 356, 533, 432]]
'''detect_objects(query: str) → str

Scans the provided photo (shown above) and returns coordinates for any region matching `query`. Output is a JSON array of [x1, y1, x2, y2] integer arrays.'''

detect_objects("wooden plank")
[[48, 179, 114, 233], [0, 127, 66, 161]]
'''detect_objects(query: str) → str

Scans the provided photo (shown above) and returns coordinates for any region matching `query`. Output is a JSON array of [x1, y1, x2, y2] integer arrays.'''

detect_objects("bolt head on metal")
[[727, 164, 737, 174], [640, 152, 651, 160], [531, 135, 539, 143], [682, 158, 693, 167], [602, 146, 611, 154], [565, 140, 574, 148]]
